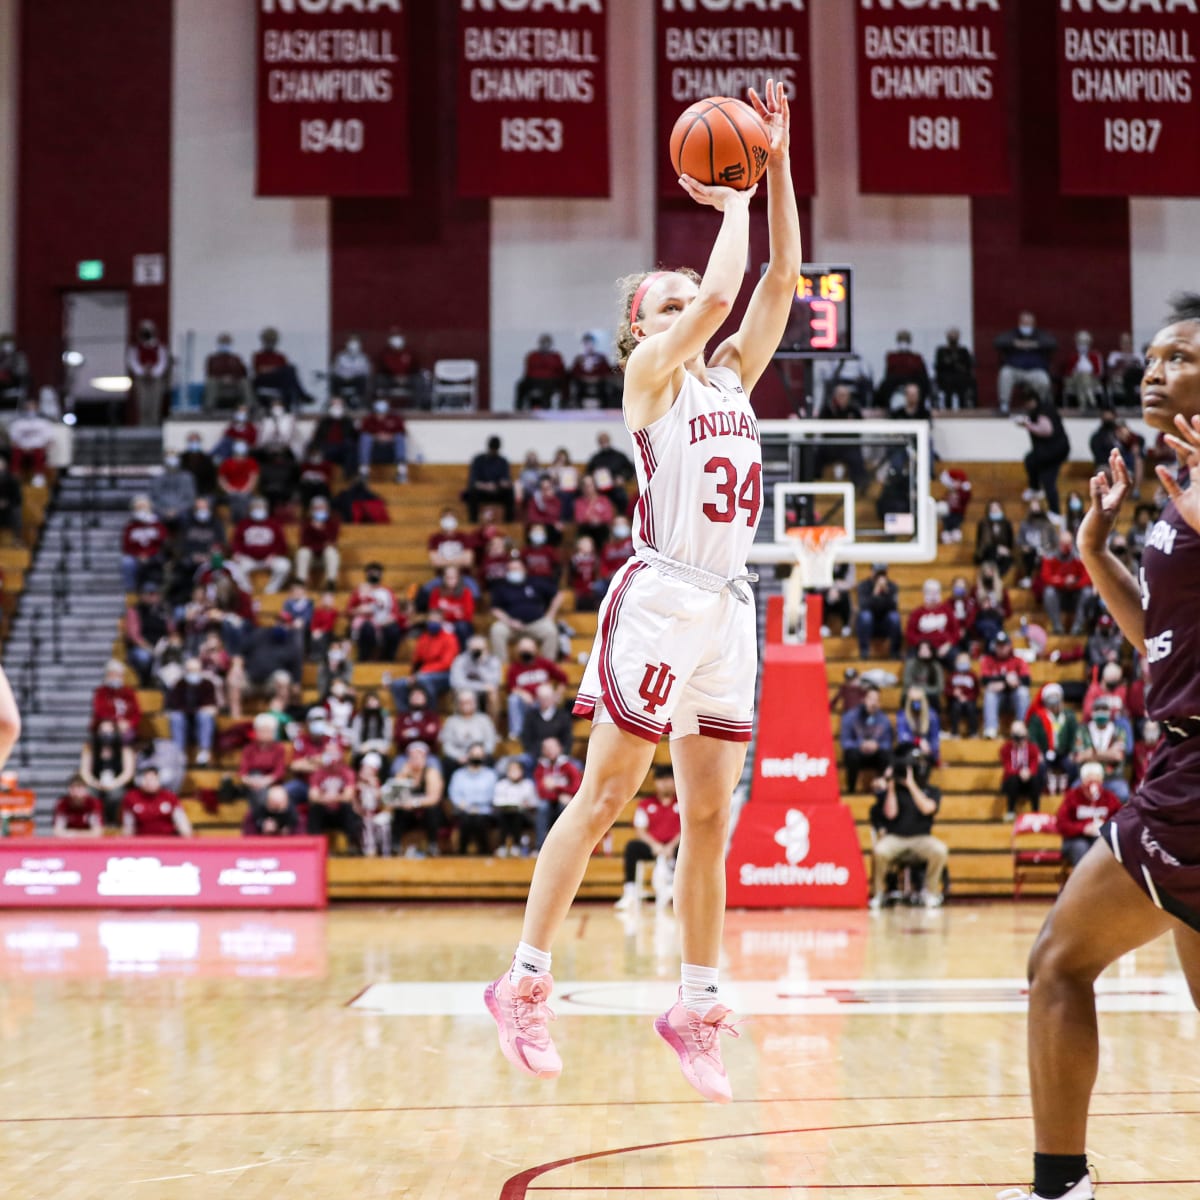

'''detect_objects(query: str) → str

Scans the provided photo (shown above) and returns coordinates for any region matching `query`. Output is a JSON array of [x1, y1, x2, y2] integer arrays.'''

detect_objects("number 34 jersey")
[[627, 365, 763, 580]]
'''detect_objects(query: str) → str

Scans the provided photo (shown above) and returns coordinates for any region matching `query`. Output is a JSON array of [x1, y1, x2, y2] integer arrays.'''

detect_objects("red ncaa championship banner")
[[1058, 0, 1200, 196], [655, 0, 815, 198], [856, 0, 1012, 195], [256, 0, 410, 197], [456, 0, 610, 198]]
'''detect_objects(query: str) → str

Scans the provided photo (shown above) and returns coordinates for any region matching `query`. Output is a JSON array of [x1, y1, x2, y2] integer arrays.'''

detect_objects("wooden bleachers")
[[114, 459, 1103, 901]]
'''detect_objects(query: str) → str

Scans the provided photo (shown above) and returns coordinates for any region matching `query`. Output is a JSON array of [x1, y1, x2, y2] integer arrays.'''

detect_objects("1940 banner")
[[1058, 0, 1200, 196], [656, 0, 815, 198], [456, 0, 609, 197], [856, 0, 1012, 195], [257, 0, 409, 197]]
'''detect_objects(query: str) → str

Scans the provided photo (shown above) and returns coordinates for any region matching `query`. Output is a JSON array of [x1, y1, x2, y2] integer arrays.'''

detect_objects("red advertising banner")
[[656, 0, 815, 198], [0, 838, 327, 909], [456, 1, 610, 198], [1058, 1, 1200, 196], [856, 0, 1012, 195], [256, 0, 409, 197]]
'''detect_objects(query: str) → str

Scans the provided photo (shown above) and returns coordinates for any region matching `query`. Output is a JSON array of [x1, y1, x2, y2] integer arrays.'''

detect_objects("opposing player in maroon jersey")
[[1011, 295, 1200, 1200]]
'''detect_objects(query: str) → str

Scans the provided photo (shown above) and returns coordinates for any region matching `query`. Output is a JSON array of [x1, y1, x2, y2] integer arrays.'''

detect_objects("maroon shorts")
[[1103, 735, 1200, 932]]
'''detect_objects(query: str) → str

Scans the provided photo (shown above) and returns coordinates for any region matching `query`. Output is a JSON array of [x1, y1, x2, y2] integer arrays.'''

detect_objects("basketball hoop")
[[785, 525, 849, 590]]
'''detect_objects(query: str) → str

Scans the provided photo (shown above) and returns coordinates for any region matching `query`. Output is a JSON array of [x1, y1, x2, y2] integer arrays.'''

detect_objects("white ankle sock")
[[510, 942, 552, 983], [681, 963, 719, 1014]]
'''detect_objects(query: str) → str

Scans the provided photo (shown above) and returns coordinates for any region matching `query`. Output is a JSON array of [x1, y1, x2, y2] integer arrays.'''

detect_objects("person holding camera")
[[868, 747, 948, 910]]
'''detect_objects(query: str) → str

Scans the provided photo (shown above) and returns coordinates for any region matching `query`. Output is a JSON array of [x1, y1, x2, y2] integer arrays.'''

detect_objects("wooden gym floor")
[[1, 900, 1198, 1199]]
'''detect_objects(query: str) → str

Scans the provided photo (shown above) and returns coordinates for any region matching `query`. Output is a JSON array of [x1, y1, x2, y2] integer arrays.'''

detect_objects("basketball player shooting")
[[1007, 295, 1200, 1200], [485, 80, 802, 1102]]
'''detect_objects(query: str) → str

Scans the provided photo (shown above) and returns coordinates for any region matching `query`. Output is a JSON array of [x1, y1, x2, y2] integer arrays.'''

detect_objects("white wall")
[[1129, 199, 1200, 351], [487, 0, 656, 411], [809, 0, 974, 378], [170, 0, 330, 402], [0, 0, 17, 333]]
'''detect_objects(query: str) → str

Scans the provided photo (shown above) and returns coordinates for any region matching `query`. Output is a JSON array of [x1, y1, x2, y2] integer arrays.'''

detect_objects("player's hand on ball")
[[747, 78, 790, 160], [678, 174, 756, 211], [1078, 447, 1129, 555], [1159, 413, 1200, 537]]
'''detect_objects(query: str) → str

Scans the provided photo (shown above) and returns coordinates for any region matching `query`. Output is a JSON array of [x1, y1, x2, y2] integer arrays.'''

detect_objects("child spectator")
[[938, 466, 972, 544], [573, 475, 615, 545], [295, 497, 341, 588], [53, 776, 103, 837], [515, 449, 544, 504], [428, 565, 476, 648], [944, 651, 980, 738], [121, 495, 169, 592], [122, 764, 192, 837], [92, 660, 141, 742], [905, 580, 961, 665], [232, 499, 291, 594], [448, 745, 498, 855], [492, 758, 539, 857], [356, 752, 391, 856], [896, 685, 940, 764], [979, 631, 1030, 738], [1000, 720, 1042, 819], [324, 678, 356, 744], [534, 736, 582, 847], [346, 563, 403, 662], [1056, 762, 1121, 866]]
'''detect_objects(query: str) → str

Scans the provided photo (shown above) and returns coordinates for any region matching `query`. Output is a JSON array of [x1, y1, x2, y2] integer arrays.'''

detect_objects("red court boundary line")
[[2, 1092, 1199, 1124], [498, 1111, 1200, 1200]]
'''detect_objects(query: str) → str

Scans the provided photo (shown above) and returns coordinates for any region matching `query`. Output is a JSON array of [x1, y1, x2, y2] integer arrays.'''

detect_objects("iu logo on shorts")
[[639, 662, 676, 715]]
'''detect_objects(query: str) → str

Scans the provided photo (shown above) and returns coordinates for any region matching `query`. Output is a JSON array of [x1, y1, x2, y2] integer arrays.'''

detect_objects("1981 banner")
[[1058, 0, 1200, 196], [456, 0, 609, 198], [656, 0, 815, 199], [856, 0, 1012, 195], [256, 0, 409, 197]]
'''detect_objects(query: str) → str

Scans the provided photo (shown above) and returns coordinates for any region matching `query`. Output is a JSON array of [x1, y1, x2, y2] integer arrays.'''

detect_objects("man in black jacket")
[[520, 682, 574, 767], [464, 435, 515, 521], [868, 747, 948, 910]]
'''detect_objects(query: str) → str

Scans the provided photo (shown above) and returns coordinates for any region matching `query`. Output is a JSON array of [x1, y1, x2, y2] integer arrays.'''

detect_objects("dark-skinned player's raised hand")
[[1159, 412, 1200, 538], [1077, 447, 1130, 556]]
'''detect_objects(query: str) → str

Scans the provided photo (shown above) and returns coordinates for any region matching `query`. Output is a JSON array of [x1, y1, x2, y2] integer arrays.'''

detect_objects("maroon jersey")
[[505, 657, 567, 696], [54, 794, 102, 830], [905, 602, 961, 651], [428, 586, 475, 624], [522, 545, 561, 579], [123, 788, 184, 836], [534, 756, 582, 803], [122, 519, 168, 560], [634, 797, 681, 844], [600, 536, 633, 578], [1140, 504, 1200, 724], [395, 710, 441, 751], [232, 518, 288, 561]]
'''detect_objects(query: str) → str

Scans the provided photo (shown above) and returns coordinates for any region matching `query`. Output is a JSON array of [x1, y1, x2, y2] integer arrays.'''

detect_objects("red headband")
[[629, 272, 667, 328]]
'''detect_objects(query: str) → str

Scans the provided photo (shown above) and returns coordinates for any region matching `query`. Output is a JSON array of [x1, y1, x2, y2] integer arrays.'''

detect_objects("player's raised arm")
[[0, 665, 22, 773], [711, 79, 803, 393]]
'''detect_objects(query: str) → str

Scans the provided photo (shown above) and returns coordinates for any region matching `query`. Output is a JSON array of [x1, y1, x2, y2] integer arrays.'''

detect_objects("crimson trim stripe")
[[597, 562, 664, 743]]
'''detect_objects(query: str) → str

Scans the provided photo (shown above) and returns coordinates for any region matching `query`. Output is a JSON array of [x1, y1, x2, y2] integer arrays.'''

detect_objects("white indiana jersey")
[[626, 364, 763, 580]]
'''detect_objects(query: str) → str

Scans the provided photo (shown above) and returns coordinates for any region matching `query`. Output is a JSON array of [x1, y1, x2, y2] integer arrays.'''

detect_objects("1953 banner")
[[1058, 0, 1200, 196], [656, 0, 815, 199], [856, 0, 1012, 194], [456, 0, 609, 197], [257, 0, 409, 197]]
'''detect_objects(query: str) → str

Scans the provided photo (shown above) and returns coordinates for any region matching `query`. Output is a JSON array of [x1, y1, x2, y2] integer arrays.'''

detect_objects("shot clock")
[[770, 264, 854, 358]]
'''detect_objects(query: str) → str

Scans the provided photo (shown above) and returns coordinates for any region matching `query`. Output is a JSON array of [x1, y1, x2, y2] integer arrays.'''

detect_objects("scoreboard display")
[[773, 264, 854, 358]]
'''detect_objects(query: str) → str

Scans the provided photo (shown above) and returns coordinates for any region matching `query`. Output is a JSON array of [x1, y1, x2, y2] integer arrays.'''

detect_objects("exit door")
[[62, 291, 129, 401]]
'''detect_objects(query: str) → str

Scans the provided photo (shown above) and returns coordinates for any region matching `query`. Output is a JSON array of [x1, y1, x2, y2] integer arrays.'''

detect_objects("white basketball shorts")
[[573, 558, 757, 744]]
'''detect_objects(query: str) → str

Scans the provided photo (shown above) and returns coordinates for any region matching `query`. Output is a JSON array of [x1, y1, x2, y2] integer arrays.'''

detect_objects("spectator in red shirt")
[[204, 332, 251, 412], [295, 496, 341, 588], [573, 475, 616, 546], [505, 635, 568, 740], [1056, 762, 1121, 866], [120, 495, 169, 592], [92, 660, 142, 742], [904, 579, 962, 665], [938, 467, 972, 544], [217, 440, 260, 523], [523, 473, 565, 544], [1036, 529, 1095, 635], [213, 407, 258, 463], [239, 713, 291, 810], [252, 326, 311, 410], [428, 565, 476, 648], [122, 764, 192, 837], [346, 563, 403, 662], [232, 499, 291, 593], [428, 507, 479, 577], [391, 616, 459, 711], [569, 535, 605, 612], [285, 706, 348, 808], [1001, 720, 1042, 818], [310, 588, 340, 661], [394, 684, 442, 754], [980, 631, 1031, 738], [376, 328, 418, 399], [308, 760, 362, 849], [516, 333, 567, 410], [521, 525, 561, 584], [358, 399, 408, 483], [944, 651, 980, 738], [615, 764, 681, 910], [479, 532, 512, 598], [568, 333, 614, 408], [127, 319, 169, 426], [533, 736, 582, 847], [53, 776, 103, 837], [600, 517, 634, 583]]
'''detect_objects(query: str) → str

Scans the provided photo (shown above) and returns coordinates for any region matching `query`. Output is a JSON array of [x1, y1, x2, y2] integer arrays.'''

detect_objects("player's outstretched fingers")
[[1156, 463, 1184, 502]]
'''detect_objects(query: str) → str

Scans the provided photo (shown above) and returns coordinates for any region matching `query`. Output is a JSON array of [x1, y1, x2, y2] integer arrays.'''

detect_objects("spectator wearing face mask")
[[330, 334, 371, 407], [905, 580, 961, 666], [181, 432, 218, 497], [934, 327, 976, 410], [324, 677, 357, 745], [122, 764, 192, 836], [346, 563, 403, 662], [979, 632, 1030, 739], [358, 399, 408, 483], [124, 581, 173, 686], [390, 616, 459, 712], [504, 636, 568, 741], [295, 498, 341, 588], [92, 659, 141, 743], [176, 499, 227, 594], [855, 564, 902, 660], [568, 333, 615, 408], [1016, 496, 1056, 587], [255, 443, 300, 514], [874, 329, 931, 409], [972, 564, 1011, 646], [307, 756, 363, 850], [600, 517, 634, 584], [994, 309, 1055, 415], [840, 686, 894, 793], [7, 397, 53, 487], [534, 736, 582, 847], [516, 334, 568, 411], [149, 450, 196, 531], [946, 574, 977, 637], [464, 435, 515, 522], [569, 535, 606, 612], [573, 475, 616, 546], [308, 400, 359, 478], [1059, 329, 1104, 409], [232, 500, 291, 594], [166, 657, 218, 766], [519, 682, 575, 769], [975, 500, 1015, 578], [213, 406, 258, 463], [938, 467, 972, 544], [1082, 661, 1130, 724], [1035, 530, 1095, 636], [286, 707, 350, 809], [252, 327, 311, 410], [901, 643, 945, 715], [944, 652, 980, 738], [204, 333, 252, 412], [521, 524, 562, 585], [896, 686, 941, 764], [427, 507, 479, 589], [376, 328, 419, 400], [441, 691, 498, 773], [1027, 682, 1082, 794], [488, 555, 563, 663], [237, 714, 291, 812], [217, 440, 260, 523], [586, 430, 635, 515], [53, 776, 103, 838], [522, 474, 566, 545], [349, 689, 393, 765], [1000, 720, 1042, 819], [298, 448, 336, 508], [258, 400, 300, 460], [1085, 614, 1123, 670], [449, 634, 504, 722], [492, 758, 539, 856], [127, 319, 169, 426], [393, 684, 441, 754], [428, 565, 476, 649], [1056, 761, 1121, 866], [121, 495, 169, 592], [447, 744, 498, 854]]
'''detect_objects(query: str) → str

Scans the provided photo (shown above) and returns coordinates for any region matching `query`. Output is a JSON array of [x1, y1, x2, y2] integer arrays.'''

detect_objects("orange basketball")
[[669, 97, 770, 191]]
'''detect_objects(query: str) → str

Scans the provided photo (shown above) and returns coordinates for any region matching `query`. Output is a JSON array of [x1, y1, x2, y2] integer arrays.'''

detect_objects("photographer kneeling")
[[868, 744, 949, 911]]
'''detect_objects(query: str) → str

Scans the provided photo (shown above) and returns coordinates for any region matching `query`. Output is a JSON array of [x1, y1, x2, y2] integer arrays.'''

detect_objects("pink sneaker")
[[653, 990, 739, 1103], [484, 968, 562, 1079]]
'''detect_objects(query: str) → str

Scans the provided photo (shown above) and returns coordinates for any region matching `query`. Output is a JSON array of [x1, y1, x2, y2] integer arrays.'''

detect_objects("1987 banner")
[[856, 0, 1011, 195], [1058, 0, 1200, 196], [257, 0, 409, 197], [456, 0, 609, 198], [656, 0, 815, 199]]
